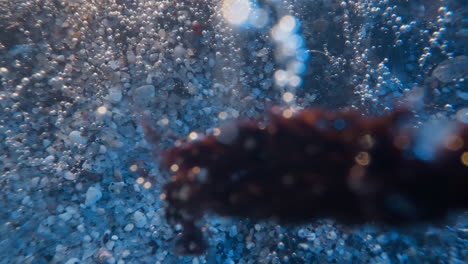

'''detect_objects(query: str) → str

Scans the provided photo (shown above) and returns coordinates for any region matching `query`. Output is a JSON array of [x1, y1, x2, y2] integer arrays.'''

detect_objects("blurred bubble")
[[170, 164, 179, 172], [288, 61, 306, 74], [143, 182, 152, 189], [130, 164, 138, 172], [97, 106, 107, 115], [137, 177, 145, 184], [462, 152, 468, 167], [274, 70, 288, 87], [188, 131, 198, 141], [279, 15, 298, 33], [288, 75, 302, 88], [218, 112, 228, 120], [414, 122, 456, 162], [271, 16, 301, 43], [270, 13, 307, 89], [282, 92, 294, 103], [222, 0, 252, 25], [456, 108, 468, 124], [248, 7, 268, 28]]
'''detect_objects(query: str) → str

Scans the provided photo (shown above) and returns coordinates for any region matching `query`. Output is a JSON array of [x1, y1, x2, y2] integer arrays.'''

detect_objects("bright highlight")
[[222, 0, 252, 25]]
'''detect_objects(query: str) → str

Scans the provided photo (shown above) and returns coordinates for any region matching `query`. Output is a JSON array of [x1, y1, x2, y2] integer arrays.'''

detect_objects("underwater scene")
[[0, 0, 467, 263]]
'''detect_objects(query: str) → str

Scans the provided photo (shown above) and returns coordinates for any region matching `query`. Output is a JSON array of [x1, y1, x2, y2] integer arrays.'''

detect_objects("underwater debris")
[[160, 107, 468, 255]]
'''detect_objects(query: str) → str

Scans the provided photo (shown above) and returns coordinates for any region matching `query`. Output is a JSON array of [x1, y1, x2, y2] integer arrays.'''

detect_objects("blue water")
[[0, 0, 466, 263]]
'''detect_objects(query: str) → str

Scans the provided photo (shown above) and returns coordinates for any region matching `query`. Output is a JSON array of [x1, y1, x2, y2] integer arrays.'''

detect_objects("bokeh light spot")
[[282, 109, 294, 119], [355, 152, 370, 166], [136, 177, 145, 184], [170, 164, 179, 172], [129, 164, 138, 172], [188, 131, 198, 141], [445, 136, 463, 151], [282, 92, 294, 103], [218, 112, 228, 120], [456, 108, 468, 123], [97, 106, 107, 115], [222, 0, 252, 25], [461, 152, 468, 167]]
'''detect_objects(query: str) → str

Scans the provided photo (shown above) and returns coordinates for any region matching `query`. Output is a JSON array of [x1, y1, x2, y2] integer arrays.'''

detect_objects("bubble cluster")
[[292, 0, 466, 112]]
